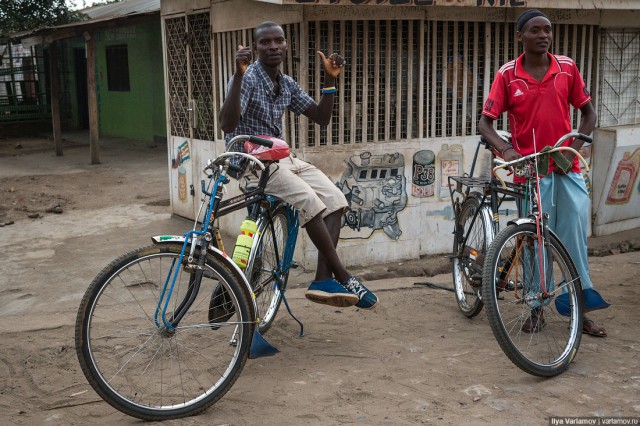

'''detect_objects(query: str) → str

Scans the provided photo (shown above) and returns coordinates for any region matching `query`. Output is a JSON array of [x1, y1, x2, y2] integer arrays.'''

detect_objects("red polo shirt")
[[482, 52, 591, 176]]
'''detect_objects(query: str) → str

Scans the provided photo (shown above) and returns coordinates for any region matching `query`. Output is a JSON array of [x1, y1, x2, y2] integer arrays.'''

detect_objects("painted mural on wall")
[[438, 143, 464, 199], [605, 147, 640, 205], [412, 143, 466, 204], [171, 140, 191, 203], [412, 149, 436, 198], [337, 151, 407, 240]]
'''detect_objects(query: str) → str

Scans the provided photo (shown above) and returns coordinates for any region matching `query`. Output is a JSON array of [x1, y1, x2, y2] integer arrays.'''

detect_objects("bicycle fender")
[[151, 235, 259, 320], [504, 218, 564, 244], [506, 217, 535, 227]]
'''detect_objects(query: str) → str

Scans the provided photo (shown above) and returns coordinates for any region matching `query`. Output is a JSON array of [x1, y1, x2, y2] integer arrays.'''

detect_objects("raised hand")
[[317, 51, 345, 78], [236, 45, 252, 75]]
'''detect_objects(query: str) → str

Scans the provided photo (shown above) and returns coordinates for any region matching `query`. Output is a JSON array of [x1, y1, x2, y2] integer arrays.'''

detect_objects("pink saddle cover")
[[244, 136, 290, 161]]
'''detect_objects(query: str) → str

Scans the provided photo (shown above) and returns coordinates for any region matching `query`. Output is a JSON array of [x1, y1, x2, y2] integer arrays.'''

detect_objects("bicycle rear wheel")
[[245, 204, 290, 334], [75, 244, 253, 420], [482, 223, 583, 377], [452, 193, 493, 318]]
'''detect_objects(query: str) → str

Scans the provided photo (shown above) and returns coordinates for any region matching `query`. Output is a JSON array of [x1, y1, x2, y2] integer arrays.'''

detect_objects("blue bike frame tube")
[[154, 174, 227, 330]]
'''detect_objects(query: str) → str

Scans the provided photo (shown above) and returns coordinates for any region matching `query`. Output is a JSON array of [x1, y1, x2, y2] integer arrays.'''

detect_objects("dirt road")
[[0, 136, 638, 425]]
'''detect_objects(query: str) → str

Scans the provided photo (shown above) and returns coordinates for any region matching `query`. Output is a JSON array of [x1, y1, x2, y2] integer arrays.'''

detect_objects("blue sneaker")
[[342, 276, 378, 310], [305, 278, 358, 307]]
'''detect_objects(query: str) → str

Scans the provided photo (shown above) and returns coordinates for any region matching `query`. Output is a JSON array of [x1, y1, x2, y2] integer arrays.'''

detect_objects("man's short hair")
[[254, 21, 281, 41]]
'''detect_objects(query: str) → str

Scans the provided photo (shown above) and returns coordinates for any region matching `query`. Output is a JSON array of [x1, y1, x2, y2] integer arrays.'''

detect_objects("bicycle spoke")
[[483, 224, 583, 377], [76, 245, 252, 419]]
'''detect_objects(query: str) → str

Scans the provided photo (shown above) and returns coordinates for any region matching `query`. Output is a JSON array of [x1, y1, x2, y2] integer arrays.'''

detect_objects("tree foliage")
[[0, 0, 86, 38]]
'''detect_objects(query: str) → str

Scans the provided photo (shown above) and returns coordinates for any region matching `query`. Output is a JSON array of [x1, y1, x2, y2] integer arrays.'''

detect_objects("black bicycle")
[[449, 130, 518, 318]]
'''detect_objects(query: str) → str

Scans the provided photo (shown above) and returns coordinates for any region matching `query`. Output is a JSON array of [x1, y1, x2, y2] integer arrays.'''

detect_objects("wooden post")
[[84, 31, 100, 164], [48, 41, 63, 156]]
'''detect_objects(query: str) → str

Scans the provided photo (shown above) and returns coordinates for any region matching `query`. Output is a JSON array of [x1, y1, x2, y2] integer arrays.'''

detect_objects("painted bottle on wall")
[[438, 143, 463, 199], [606, 147, 640, 205], [178, 165, 188, 202], [412, 149, 435, 198]]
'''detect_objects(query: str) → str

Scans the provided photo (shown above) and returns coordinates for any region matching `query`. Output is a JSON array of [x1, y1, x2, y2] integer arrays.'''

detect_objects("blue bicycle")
[[75, 135, 301, 420]]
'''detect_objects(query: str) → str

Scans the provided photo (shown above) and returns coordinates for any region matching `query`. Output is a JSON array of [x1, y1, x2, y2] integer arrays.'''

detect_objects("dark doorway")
[[74, 48, 89, 129]]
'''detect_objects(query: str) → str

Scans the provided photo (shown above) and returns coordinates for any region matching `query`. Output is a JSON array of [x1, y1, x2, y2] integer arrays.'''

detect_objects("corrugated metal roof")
[[81, 0, 160, 20], [4, 0, 161, 43]]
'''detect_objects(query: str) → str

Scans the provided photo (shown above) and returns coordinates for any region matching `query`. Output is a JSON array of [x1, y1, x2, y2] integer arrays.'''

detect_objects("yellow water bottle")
[[232, 218, 258, 269]]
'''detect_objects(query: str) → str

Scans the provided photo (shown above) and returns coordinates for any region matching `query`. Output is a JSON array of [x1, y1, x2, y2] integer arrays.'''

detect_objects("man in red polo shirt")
[[478, 9, 609, 337]]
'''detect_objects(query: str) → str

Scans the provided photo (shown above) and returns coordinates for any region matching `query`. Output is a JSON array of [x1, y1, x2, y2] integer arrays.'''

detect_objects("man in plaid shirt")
[[219, 21, 378, 310]]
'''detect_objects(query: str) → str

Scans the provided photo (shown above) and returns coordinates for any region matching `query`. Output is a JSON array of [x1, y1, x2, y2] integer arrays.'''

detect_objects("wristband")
[[321, 87, 337, 94], [500, 146, 513, 155]]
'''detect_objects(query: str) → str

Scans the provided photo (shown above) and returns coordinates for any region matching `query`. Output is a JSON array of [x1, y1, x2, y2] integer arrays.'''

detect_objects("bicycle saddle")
[[244, 136, 290, 161]]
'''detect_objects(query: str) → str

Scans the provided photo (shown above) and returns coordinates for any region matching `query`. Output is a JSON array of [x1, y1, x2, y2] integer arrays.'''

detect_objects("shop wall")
[[291, 138, 520, 267], [163, 0, 640, 267], [592, 125, 640, 236], [66, 20, 165, 142], [96, 20, 166, 142], [181, 136, 508, 268]]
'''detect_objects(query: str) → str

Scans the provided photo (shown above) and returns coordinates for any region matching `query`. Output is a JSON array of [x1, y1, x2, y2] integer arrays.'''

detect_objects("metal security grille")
[[0, 42, 49, 121], [165, 17, 188, 138], [599, 29, 640, 127], [213, 23, 302, 145], [305, 20, 597, 146], [189, 13, 215, 141], [164, 12, 215, 140]]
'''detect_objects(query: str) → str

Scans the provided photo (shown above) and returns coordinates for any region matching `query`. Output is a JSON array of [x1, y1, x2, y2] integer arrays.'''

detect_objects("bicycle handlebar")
[[203, 134, 276, 175], [204, 151, 266, 174], [492, 132, 592, 189]]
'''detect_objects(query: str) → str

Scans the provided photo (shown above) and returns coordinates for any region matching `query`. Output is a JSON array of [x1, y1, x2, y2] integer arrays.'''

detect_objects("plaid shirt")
[[224, 62, 314, 171]]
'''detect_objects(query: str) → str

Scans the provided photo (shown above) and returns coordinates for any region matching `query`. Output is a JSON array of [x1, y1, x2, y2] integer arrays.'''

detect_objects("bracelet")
[[500, 146, 513, 155], [321, 86, 337, 94]]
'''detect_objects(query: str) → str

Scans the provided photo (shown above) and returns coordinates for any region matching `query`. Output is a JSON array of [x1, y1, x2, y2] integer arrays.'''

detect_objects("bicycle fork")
[[154, 232, 209, 334]]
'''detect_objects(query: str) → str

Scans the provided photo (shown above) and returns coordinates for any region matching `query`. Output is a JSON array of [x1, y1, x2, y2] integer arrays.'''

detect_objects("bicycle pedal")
[[470, 274, 483, 288]]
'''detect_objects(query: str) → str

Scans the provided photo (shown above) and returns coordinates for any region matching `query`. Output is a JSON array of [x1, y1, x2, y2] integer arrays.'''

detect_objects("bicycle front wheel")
[[245, 204, 290, 334], [75, 244, 253, 420], [482, 223, 583, 377], [452, 193, 493, 318]]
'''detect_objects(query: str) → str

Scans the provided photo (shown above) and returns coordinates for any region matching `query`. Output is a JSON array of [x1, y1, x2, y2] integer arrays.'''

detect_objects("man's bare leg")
[[313, 210, 342, 281], [304, 212, 349, 283]]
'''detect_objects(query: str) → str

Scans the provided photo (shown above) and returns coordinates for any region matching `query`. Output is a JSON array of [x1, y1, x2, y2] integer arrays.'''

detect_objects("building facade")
[[160, 0, 640, 267]]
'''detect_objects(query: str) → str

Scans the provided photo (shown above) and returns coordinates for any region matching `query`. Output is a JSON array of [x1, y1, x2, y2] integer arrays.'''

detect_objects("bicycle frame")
[[151, 153, 266, 331], [258, 196, 300, 289], [449, 131, 590, 302], [151, 150, 301, 332], [491, 132, 591, 298], [448, 137, 525, 264]]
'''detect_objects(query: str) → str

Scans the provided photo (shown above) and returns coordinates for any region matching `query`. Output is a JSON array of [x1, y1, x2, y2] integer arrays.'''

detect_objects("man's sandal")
[[582, 318, 607, 337]]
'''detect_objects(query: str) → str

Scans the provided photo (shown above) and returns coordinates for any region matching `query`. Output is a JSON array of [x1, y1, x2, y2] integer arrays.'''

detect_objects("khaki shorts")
[[246, 155, 348, 227]]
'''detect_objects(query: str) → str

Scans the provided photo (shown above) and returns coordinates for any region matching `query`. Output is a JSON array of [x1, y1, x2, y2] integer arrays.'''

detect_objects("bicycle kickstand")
[[278, 276, 304, 337]]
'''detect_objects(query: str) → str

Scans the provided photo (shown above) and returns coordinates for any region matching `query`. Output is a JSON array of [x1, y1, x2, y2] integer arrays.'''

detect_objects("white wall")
[[592, 125, 640, 236]]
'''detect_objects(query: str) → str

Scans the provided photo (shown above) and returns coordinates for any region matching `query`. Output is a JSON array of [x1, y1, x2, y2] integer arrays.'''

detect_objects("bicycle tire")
[[75, 244, 253, 420], [482, 223, 583, 377], [452, 192, 493, 318], [245, 203, 290, 334]]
